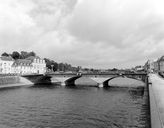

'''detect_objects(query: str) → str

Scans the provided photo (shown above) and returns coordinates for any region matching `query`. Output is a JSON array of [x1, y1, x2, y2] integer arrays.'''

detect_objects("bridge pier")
[[21, 74, 52, 85], [61, 82, 66, 86], [98, 83, 104, 88]]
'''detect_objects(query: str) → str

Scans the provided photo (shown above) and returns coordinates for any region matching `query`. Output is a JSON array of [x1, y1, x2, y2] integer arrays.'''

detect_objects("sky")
[[0, 0, 164, 69]]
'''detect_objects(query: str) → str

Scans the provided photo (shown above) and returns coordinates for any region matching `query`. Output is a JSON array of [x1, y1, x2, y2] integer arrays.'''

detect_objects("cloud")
[[67, 0, 164, 47], [1, 0, 164, 68], [0, 0, 77, 52], [30, 0, 77, 31]]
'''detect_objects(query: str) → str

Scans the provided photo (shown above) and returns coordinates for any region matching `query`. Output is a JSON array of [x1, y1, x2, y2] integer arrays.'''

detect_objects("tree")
[[58, 63, 65, 71], [1, 52, 9, 57], [52, 61, 58, 71], [20, 51, 28, 59], [44, 58, 52, 70], [111, 68, 118, 71], [28, 51, 36, 57], [44, 58, 58, 72], [11, 51, 21, 60], [20, 51, 36, 59]]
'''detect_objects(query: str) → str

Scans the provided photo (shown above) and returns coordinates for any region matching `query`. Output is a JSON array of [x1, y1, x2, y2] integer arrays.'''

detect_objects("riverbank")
[[149, 73, 164, 128], [0, 75, 19, 85], [0, 75, 33, 89]]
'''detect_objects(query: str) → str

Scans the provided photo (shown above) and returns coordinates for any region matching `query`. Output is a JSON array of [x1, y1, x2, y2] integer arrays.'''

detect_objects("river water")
[[0, 79, 150, 128]]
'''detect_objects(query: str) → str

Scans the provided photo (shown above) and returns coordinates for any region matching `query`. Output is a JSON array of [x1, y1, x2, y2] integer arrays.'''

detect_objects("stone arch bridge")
[[22, 73, 148, 87]]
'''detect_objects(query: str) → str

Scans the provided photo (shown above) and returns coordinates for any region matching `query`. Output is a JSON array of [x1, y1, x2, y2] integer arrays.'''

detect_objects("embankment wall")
[[0, 76, 20, 85], [149, 74, 164, 128]]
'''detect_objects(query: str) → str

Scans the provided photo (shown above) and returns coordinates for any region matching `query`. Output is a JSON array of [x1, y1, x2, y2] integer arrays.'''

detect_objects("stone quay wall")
[[0, 75, 20, 85], [149, 74, 164, 128]]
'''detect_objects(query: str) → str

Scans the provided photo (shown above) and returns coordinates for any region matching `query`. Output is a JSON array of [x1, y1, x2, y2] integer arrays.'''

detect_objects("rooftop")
[[12, 59, 32, 67], [0, 56, 14, 61], [158, 56, 164, 61], [26, 56, 41, 61]]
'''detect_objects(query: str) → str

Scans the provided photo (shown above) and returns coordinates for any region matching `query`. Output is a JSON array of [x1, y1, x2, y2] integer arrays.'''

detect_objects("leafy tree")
[[111, 68, 118, 71], [44, 58, 52, 69], [28, 51, 36, 57], [58, 63, 65, 71], [44, 58, 58, 72], [11, 51, 21, 60], [20, 51, 28, 59], [20, 51, 36, 59], [52, 61, 58, 71], [1, 52, 9, 57], [44, 58, 76, 72]]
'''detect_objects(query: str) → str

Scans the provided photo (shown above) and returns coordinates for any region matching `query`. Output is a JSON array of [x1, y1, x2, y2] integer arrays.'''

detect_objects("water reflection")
[[128, 87, 145, 97]]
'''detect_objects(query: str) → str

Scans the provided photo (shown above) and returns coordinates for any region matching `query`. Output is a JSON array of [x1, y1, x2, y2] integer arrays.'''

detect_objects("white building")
[[0, 56, 46, 75], [12, 59, 33, 74], [0, 56, 14, 74], [26, 56, 46, 74], [144, 59, 158, 73]]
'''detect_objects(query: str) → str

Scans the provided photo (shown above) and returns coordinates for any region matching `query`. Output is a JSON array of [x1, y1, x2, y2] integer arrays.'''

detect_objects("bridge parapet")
[[81, 73, 118, 78], [46, 73, 77, 78]]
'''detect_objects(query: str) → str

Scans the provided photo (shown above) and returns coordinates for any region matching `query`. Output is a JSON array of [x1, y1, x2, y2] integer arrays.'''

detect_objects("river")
[[0, 78, 150, 128]]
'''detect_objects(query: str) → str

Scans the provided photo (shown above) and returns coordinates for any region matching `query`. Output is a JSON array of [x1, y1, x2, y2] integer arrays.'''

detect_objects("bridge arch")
[[65, 75, 82, 86], [103, 75, 123, 87], [22, 74, 52, 85], [103, 74, 146, 87]]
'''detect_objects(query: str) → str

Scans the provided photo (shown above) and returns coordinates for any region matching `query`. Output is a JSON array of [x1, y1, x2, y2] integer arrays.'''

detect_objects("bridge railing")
[[46, 72, 147, 76]]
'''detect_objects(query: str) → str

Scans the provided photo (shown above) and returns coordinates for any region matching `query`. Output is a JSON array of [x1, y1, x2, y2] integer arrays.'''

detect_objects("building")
[[0, 56, 14, 74], [144, 60, 156, 73], [144, 56, 164, 73], [26, 56, 46, 74], [0, 55, 46, 75], [154, 61, 159, 72], [158, 56, 164, 72], [12, 59, 33, 74]]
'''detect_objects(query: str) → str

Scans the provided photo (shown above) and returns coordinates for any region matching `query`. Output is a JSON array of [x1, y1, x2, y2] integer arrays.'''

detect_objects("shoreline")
[[0, 82, 33, 89], [0, 75, 33, 89]]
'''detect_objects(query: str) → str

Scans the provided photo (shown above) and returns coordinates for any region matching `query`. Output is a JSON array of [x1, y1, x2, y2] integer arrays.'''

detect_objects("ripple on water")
[[0, 84, 150, 128]]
